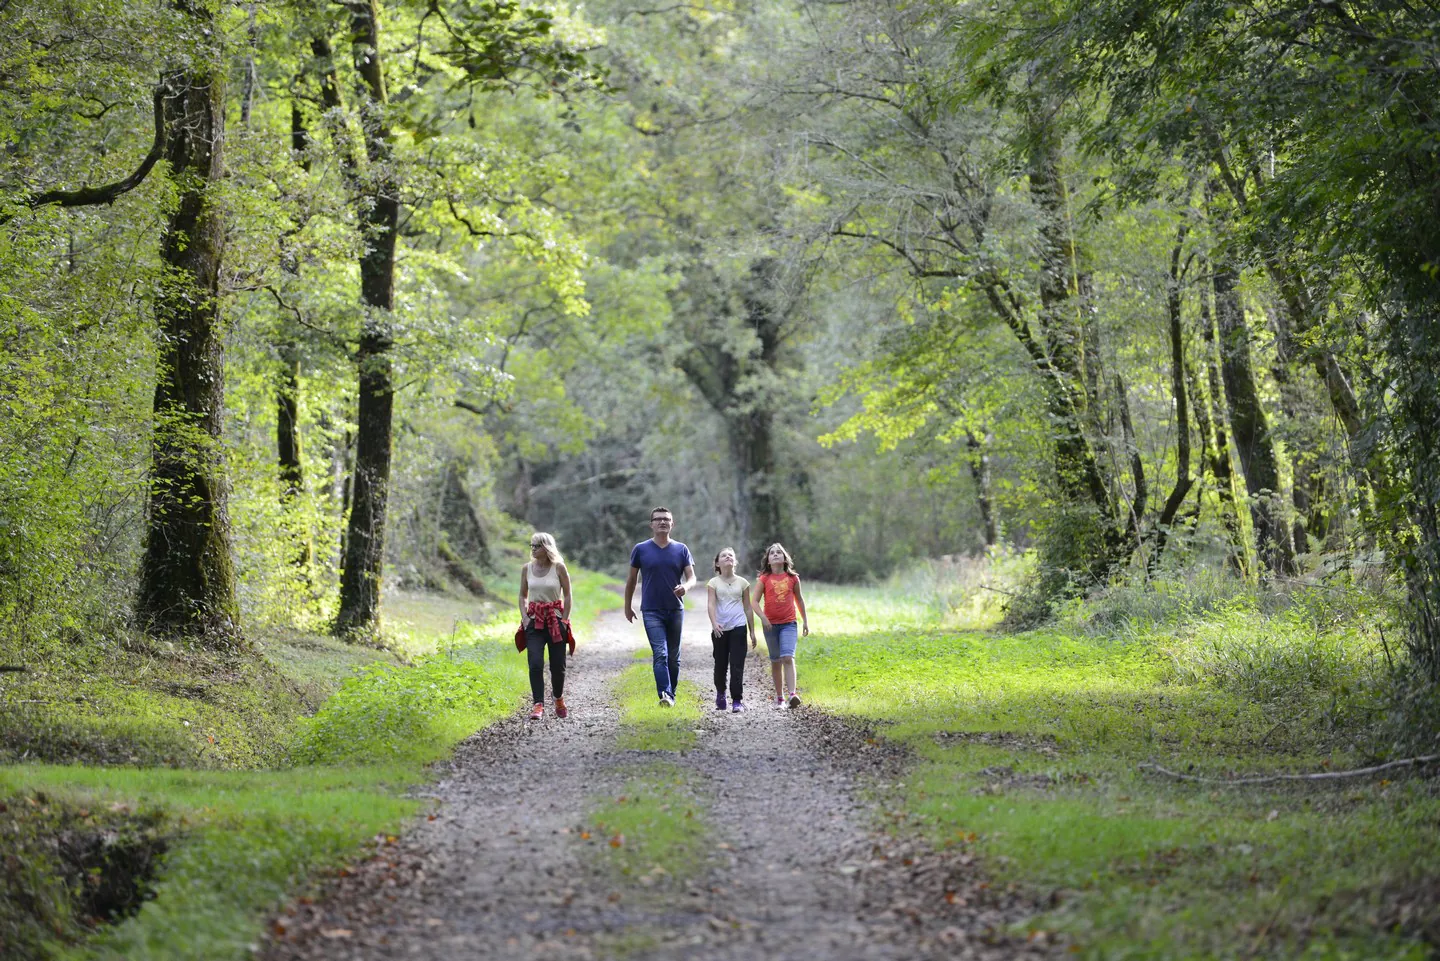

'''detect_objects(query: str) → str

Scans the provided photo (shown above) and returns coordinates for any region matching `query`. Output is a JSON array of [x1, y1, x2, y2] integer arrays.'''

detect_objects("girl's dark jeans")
[[525, 626, 566, 703], [712, 625, 747, 702]]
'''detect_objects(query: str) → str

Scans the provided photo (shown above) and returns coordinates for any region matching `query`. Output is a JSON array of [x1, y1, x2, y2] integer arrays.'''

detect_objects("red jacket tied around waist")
[[516, 599, 575, 653]]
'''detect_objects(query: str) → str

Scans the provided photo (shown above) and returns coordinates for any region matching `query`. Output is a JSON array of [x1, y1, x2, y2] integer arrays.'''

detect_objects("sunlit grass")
[[804, 582, 1440, 960], [614, 660, 703, 751], [803, 581, 945, 635]]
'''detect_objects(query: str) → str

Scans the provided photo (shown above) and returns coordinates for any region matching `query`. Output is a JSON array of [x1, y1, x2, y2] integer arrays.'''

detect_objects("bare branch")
[[1139, 755, 1440, 785]]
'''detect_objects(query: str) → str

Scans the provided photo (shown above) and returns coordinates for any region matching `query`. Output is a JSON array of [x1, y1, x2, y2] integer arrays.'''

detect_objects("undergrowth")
[[292, 638, 524, 766]]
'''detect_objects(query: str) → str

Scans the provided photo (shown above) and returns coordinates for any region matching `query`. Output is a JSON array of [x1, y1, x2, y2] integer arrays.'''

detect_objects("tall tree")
[[673, 256, 797, 563], [136, 0, 239, 638], [1210, 244, 1295, 576], [332, 0, 399, 636]]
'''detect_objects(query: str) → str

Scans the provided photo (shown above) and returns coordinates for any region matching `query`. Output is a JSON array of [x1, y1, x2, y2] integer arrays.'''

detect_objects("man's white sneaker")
[[659, 692, 675, 707]]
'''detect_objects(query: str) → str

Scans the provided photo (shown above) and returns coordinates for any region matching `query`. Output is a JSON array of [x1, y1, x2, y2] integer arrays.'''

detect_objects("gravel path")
[[263, 600, 1051, 961]]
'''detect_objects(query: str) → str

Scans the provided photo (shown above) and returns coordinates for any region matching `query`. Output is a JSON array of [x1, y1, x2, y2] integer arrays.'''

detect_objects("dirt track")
[[262, 600, 1048, 960]]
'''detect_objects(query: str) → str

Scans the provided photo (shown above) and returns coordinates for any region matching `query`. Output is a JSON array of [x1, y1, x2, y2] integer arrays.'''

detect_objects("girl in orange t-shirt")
[[752, 542, 809, 708]]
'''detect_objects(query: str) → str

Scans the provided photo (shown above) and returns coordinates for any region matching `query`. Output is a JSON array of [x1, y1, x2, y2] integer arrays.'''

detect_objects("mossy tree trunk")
[[136, 1, 238, 640], [334, 0, 399, 637], [1212, 256, 1297, 577], [675, 257, 791, 568]]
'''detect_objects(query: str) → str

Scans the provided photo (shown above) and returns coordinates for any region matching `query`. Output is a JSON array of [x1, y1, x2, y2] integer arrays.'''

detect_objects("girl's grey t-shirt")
[[708, 574, 750, 631]]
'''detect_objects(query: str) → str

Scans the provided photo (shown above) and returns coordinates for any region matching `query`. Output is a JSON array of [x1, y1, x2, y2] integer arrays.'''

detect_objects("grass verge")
[[614, 660, 703, 751], [801, 586, 1440, 960]]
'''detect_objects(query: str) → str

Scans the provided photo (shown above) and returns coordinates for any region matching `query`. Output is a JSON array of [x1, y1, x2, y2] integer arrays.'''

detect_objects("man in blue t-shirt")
[[624, 505, 696, 706]]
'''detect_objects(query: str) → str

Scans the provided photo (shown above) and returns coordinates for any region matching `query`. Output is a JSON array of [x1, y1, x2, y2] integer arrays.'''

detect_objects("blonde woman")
[[518, 532, 573, 720]]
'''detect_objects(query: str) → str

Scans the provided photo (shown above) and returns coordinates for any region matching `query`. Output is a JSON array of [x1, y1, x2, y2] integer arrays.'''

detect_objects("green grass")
[[804, 581, 945, 635], [614, 661, 703, 751], [1, 637, 527, 961], [582, 763, 709, 886], [291, 637, 526, 766], [802, 587, 1440, 960]]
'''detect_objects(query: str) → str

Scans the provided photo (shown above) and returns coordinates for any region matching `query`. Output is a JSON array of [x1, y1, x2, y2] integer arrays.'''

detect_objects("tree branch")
[[1139, 755, 1440, 785], [1, 87, 166, 225]]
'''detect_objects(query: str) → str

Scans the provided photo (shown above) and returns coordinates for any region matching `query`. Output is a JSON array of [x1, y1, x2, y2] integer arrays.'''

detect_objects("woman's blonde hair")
[[758, 542, 797, 576], [529, 532, 563, 567]]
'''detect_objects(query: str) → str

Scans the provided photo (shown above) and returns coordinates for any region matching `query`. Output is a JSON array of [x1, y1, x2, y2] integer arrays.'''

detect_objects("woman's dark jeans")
[[712, 625, 747, 702], [525, 626, 566, 703]]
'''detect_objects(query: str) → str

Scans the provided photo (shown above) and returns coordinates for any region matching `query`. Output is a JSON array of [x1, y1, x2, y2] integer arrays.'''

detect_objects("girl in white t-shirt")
[[706, 547, 757, 712]]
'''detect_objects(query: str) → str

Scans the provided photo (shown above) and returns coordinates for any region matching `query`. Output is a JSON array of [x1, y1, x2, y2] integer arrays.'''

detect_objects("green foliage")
[[292, 641, 525, 766], [1003, 507, 1118, 630]]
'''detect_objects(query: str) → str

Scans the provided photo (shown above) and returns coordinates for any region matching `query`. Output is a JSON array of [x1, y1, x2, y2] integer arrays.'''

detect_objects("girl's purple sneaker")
[[731, 700, 745, 713], [715, 692, 727, 711]]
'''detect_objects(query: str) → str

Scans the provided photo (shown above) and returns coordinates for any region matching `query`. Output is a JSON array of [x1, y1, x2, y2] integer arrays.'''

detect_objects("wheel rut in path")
[[264, 604, 1050, 961]]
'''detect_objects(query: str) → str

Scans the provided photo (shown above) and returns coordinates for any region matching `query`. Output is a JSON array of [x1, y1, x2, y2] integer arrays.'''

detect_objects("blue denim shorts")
[[764, 621, 798, 661]]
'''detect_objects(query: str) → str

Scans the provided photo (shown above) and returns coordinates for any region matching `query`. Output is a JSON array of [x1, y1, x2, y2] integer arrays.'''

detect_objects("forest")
[[4, 1, 1440, 959]]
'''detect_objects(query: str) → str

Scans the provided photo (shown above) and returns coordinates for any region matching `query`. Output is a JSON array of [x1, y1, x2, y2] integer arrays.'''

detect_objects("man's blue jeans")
[[642, 609, 683, 698]]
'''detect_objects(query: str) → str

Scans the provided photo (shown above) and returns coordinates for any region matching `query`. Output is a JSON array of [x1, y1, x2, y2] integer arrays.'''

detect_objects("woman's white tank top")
[[527, 562, 562, 603]]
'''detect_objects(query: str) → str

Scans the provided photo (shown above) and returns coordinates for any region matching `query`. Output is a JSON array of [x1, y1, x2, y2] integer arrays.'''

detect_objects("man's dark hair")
[[650, 506, 672, 519]]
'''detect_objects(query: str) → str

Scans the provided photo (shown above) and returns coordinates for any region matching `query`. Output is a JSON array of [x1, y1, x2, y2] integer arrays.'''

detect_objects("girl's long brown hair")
[[757, 542, 797, 577]]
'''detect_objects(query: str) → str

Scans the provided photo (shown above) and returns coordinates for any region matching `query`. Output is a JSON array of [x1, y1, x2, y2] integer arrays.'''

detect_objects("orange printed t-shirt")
[[758, 572, 799, 624]]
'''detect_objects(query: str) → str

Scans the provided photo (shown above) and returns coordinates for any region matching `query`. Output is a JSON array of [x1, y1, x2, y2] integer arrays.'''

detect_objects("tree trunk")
[[1264, 303, 1321, 553], [674, 256, 791, 569], [735, 258, 785, 563], [136, 7, 237, 640], [1212, 259, 1297, 576], [1151, 229, 1195, 571], [966, 430, 997, 549], [729, 407, 781, 565], [1115, 371, 1147, 543], [1025, 113, 1115, 527], [275, 339, 313, 572], [335, 0, 399, 637], [439, 461, 490, 570], [1194, 273, 1249, 573], [275, 102, 313, 577]]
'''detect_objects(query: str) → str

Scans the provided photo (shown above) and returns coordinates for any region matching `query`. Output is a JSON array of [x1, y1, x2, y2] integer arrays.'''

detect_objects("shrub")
[[1002, 506, 1113, 630], [292, 644, 523, 766]]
